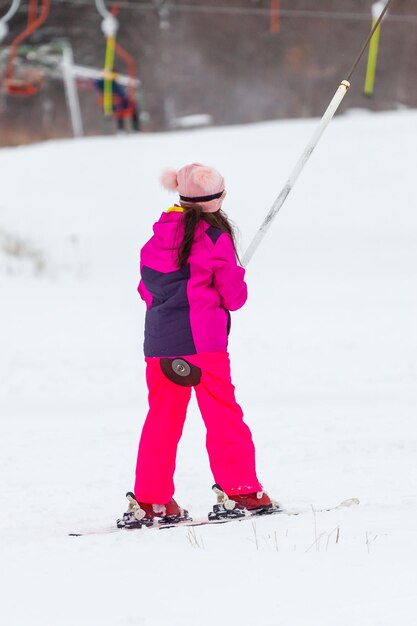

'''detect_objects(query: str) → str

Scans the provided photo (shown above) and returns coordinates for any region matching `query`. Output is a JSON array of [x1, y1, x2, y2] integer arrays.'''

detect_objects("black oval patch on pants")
[[160, 358, 202, 387]]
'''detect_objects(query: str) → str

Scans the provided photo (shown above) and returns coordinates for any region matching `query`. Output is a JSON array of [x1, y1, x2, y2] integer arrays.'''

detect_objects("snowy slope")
[[1, 110, 416, 626]]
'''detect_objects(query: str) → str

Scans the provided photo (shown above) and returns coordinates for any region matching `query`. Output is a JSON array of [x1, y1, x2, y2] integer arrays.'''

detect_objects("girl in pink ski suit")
[[128, 163, 275, 522]]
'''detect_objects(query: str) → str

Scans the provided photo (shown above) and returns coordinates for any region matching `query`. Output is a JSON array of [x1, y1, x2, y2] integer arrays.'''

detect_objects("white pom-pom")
[[160, 168, 179, 191]]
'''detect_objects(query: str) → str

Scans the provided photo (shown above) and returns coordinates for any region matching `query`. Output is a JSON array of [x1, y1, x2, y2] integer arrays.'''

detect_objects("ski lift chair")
[[4, 65, 44, 96]]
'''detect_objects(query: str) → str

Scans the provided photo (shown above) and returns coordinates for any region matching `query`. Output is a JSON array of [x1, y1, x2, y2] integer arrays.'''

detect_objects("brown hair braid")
[[176, 203, 241, 269]]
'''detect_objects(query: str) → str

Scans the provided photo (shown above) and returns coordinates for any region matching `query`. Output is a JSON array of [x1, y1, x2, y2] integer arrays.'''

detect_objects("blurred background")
[[1, 0, 416, 147]]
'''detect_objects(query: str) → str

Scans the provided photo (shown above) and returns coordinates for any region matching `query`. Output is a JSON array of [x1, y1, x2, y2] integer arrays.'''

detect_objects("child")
[[118, 163, 278, 528]]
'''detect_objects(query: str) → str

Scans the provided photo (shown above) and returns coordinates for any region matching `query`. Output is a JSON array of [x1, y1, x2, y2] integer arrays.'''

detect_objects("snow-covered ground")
[[1, 109, 416, 626]]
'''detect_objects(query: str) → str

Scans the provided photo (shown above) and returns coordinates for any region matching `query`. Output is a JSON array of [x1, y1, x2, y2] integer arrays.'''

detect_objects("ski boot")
[[228, 489, 281, 515], [208, 485, 281, 521], [117, 492, 190, 529]]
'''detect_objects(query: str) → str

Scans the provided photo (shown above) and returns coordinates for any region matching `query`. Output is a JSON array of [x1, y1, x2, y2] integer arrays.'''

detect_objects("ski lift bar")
[[95, 0, 111, 20], [71, 64, 139, 87], [61, 42, 84, 138], [1, 0, 21, 24], [0, 0, 21, 41], [242, 0, 394, 267]]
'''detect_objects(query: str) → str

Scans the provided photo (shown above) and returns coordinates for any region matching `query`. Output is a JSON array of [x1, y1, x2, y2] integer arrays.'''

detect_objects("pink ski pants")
[[134, 352, 262, 504]]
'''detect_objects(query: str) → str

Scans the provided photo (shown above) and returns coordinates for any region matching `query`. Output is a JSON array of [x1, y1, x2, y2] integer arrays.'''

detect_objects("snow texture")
[[1, 109, 416, 626]]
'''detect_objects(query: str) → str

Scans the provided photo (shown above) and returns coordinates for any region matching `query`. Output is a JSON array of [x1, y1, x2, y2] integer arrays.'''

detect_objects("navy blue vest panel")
[[141, 265, 197, 357], [205, 226, 224, 245]]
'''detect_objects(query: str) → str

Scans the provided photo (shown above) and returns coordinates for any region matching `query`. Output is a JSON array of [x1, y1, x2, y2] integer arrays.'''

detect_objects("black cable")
[[346, 0, 394, 82]]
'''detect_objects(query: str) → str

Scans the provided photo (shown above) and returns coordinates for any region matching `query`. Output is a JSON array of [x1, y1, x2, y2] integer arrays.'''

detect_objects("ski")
[[68, 497, 359, 537]]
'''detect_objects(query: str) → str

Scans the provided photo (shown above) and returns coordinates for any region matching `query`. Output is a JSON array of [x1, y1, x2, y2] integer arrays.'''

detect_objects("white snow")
[[1, 109, 416, 626], [169, 113, 213, 129]]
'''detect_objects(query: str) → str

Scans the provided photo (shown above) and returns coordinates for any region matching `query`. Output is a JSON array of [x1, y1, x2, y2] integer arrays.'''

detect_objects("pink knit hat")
[[160, 163, 225, 213]]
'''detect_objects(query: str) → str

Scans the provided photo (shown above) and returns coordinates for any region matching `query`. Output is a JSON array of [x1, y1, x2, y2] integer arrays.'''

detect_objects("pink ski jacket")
[[138, 208, 248, 357]]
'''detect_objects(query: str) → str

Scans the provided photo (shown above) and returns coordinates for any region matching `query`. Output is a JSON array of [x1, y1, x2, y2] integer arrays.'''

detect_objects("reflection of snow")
[[169, 113, 212, 129]]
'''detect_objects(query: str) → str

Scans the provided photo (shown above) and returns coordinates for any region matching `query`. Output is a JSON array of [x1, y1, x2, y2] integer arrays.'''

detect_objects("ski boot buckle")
[[208, 484, 246, 521]]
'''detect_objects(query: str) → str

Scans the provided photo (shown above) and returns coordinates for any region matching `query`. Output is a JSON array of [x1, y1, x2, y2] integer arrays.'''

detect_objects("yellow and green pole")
[[103, 31, 116, 116], [96, 4, 119, 118], [364, 1, 388, 97]]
